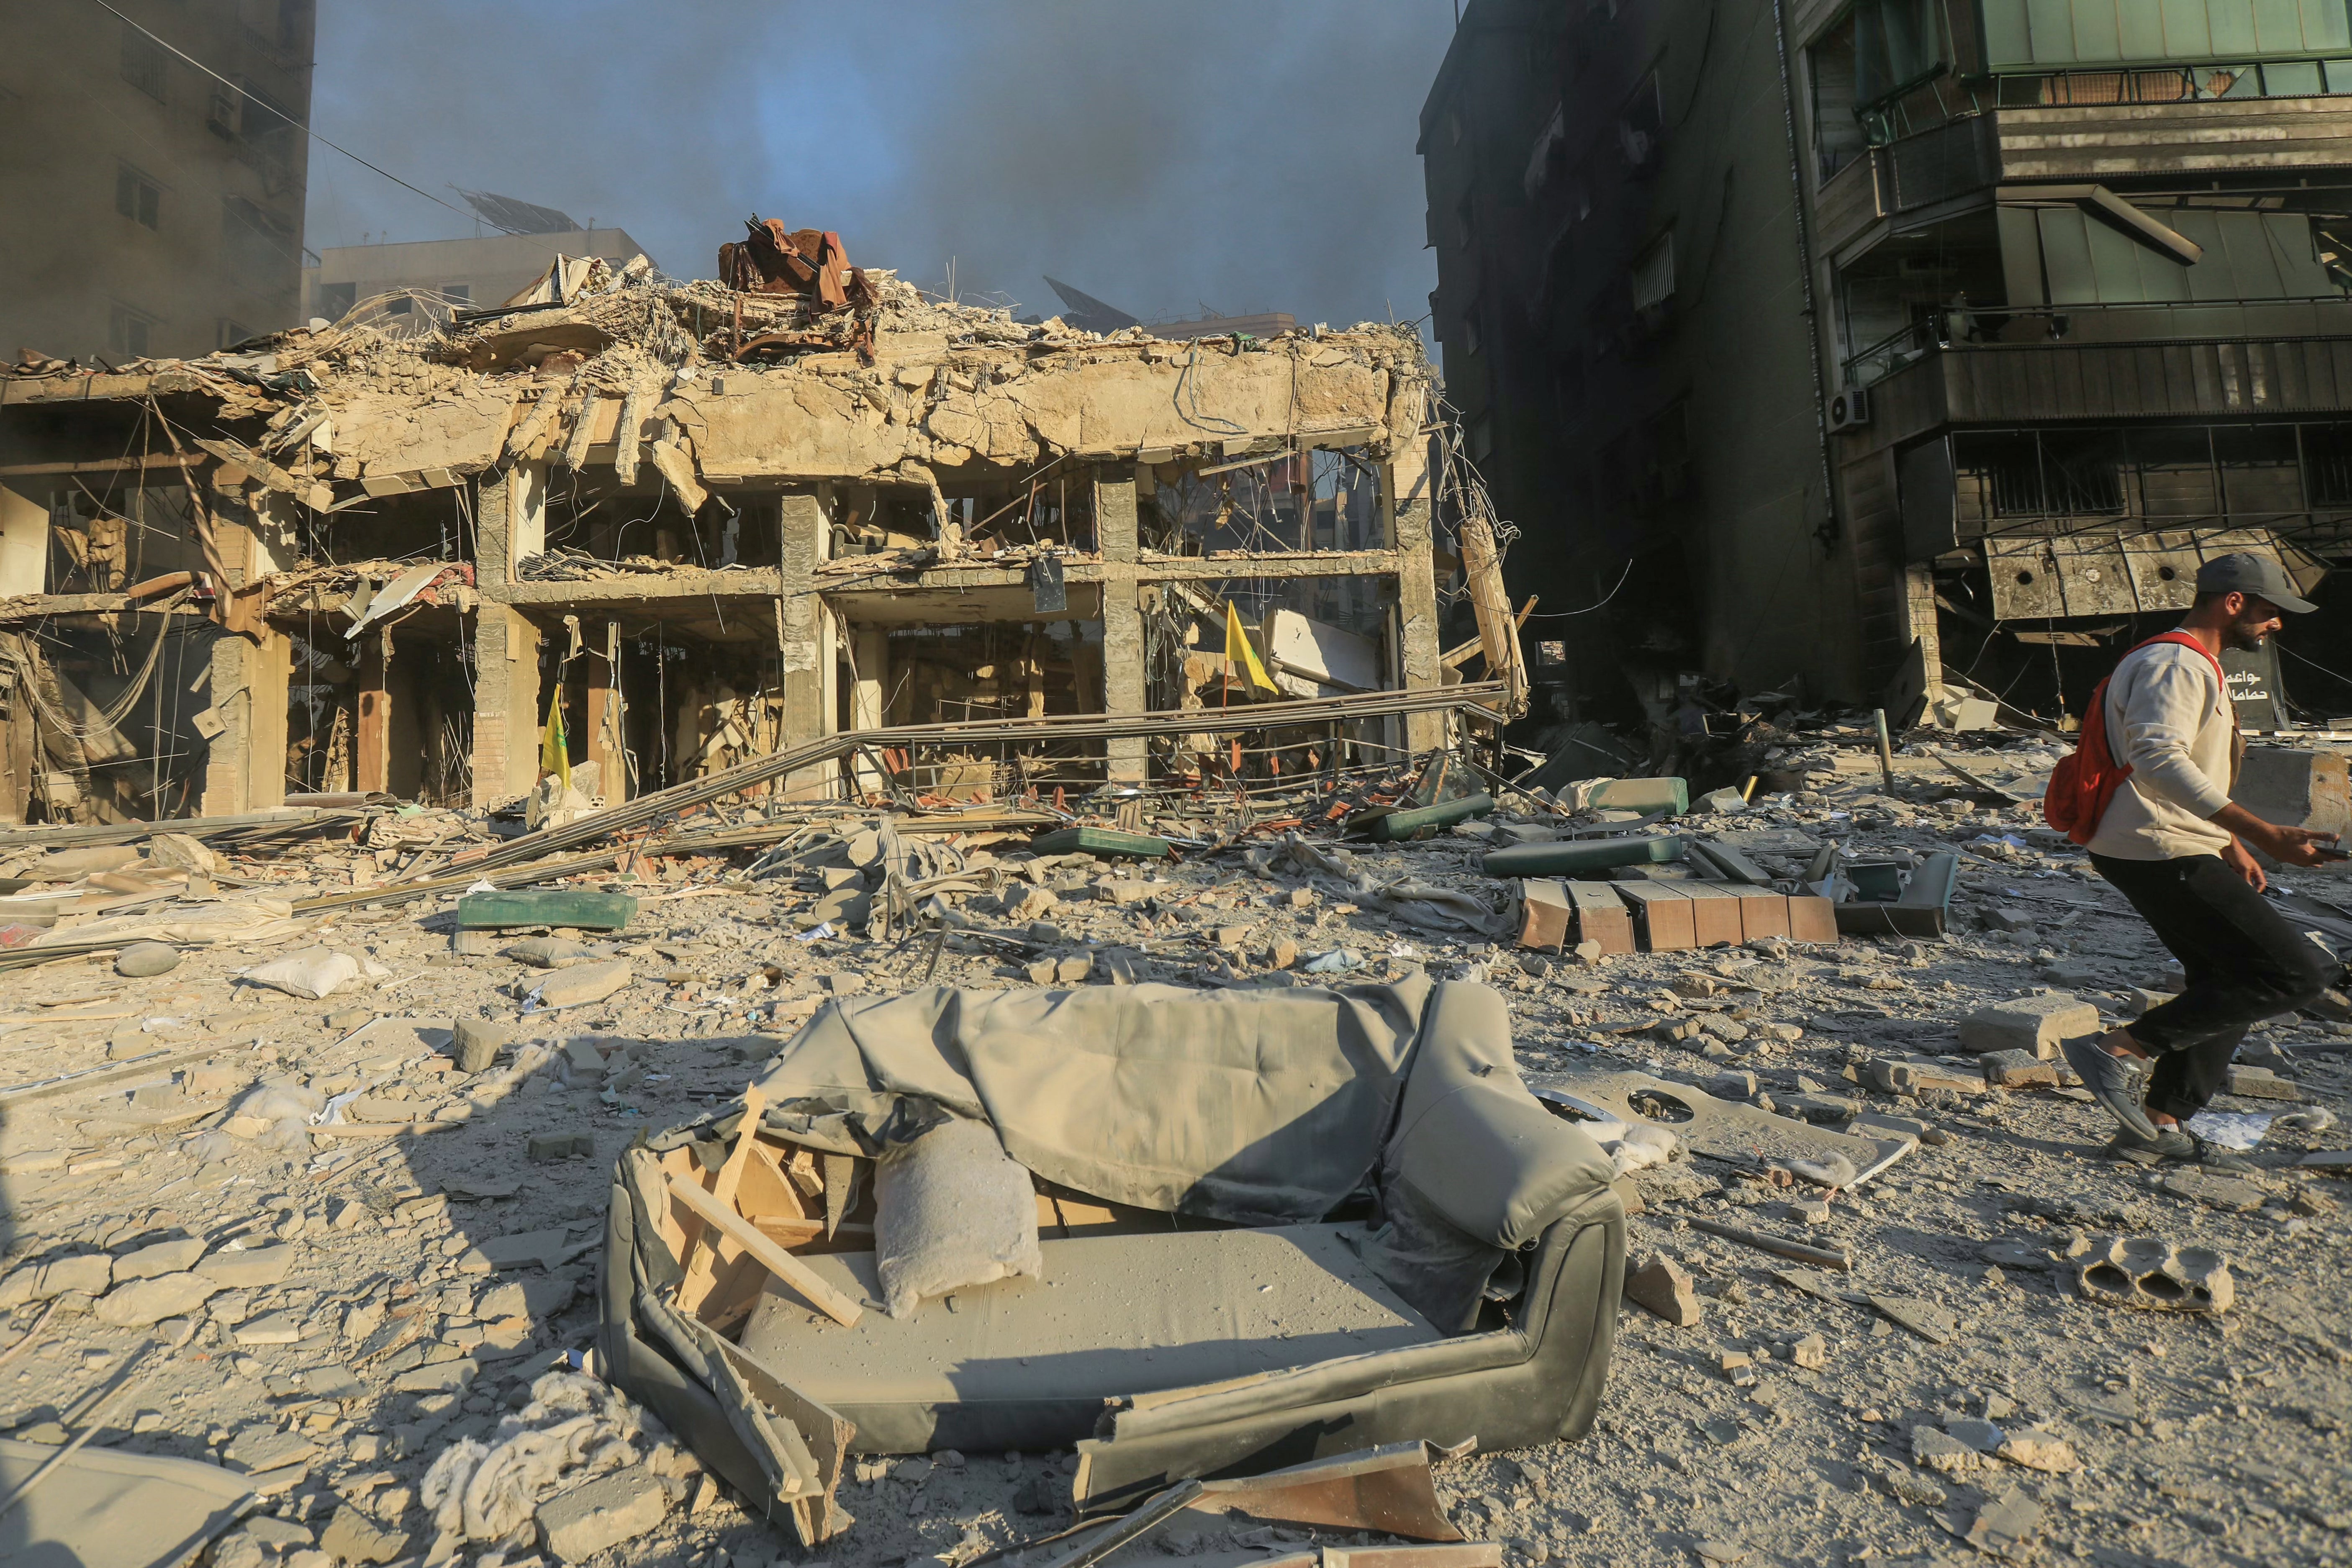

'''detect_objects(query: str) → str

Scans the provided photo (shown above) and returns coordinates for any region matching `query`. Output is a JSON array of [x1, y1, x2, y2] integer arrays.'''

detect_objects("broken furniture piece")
[[455, 888, 638, 931], [603, 977, 1626, 1541], [1535, 1069, 1913, 1190], [1830, 850, 1959, 937]]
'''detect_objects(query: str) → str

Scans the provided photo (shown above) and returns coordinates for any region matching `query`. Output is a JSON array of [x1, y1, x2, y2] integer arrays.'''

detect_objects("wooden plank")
[[1518, 878, 1574, 952], [1729, 885, 1793, 942], [1679, 883, 1746, 947], [1787, 893, 1840, 945], [680, 1087, 769, 1316], [1564, 881, 1636, 956], [667, 1171, 864, 1327], [356, 634, 390, 796], [1613, 883, 1696, 952]]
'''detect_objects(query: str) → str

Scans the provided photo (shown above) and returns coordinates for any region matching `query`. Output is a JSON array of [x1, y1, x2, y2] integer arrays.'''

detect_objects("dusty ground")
[[1, 741, 2347, 1568]]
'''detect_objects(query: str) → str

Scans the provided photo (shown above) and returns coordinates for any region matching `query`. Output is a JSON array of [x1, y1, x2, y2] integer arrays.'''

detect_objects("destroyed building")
[[0, 243, 1513, 824], [1425, 0, 2352, 728]]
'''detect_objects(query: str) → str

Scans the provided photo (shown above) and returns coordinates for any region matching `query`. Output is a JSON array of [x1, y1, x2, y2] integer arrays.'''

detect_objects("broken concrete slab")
[[536, 1470, 673, 1562], [95, 1271, 221, 1327], [527, 960, 633, 1011], [1623, 1253, 1700, 1326], [195, 1245, 295, 1288], [1957, 993, 2098, 1059], [2075, 1234, 2233, 1314]]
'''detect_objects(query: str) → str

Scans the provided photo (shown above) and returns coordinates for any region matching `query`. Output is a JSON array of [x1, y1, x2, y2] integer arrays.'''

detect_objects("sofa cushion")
[[736, 1223, 1439, 1453]]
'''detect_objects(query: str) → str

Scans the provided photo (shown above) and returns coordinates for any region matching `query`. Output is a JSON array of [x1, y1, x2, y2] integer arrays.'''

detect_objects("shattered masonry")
[[0, 251, 1466, 824]]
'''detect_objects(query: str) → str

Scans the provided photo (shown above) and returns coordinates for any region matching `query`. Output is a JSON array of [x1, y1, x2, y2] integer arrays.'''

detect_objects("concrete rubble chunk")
[[1791, 1332, 1827, 1369], [530, 960, 633, 1011], [529, 1131, 596, 1162], [115, 941, 181, 978], [1957, 993, 2098, 1060], [197, 1245, 296, 1288], [95, 1270, 221, 1327], [2224, 1063, 2303, 1101], [1979, 1048, 2059, 1090], [318, 1507, 409, 1565], [453, 1017, 514, 1073], [1995, 1431, 2080, 1473], [537, 1470, 673, 1563], [1911, 1425, 1980, 1476], [2075, 1234, 2233, 1314], [222, 1424, 318, 1474], [1963, 1488, 2043, 1560], [1623, 1253, 1701, 1326], [113, 1237, 206, 1281]]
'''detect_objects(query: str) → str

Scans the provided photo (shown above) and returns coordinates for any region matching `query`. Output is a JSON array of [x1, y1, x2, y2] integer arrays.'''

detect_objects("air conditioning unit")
[[1828, 385, 1872, 432]]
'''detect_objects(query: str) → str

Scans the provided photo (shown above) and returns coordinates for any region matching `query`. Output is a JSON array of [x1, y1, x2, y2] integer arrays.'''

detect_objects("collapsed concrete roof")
[[2, 257, 1434, 504]]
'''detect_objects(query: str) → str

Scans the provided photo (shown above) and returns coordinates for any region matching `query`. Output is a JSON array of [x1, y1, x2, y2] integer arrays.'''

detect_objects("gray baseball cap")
[[2197, 551, 2316, 613]]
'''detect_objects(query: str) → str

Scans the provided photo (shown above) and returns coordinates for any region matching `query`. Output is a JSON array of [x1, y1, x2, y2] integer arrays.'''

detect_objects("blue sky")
[[303, 0, 1456, 331]]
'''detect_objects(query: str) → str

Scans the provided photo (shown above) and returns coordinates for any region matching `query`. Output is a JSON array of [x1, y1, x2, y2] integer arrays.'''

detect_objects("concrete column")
[[509, 462, 547, 582], [474, 473, 510, 584], [1902, 563, 1945, 714], [586, 619, 622, 801], [468, 606, 542, 807], [778, 492, 835, 799], [356, 629, 390, 795], [848, 623, 889, 798], [0, 483, 49, 595], [1095, 472, 1147, 784], [1383, 441, 1446, 754], [199, 626, 290, 814]]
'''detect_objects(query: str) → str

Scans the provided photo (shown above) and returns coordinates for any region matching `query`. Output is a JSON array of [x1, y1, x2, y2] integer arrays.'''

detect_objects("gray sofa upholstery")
[[600, 978, 1624, 1541]]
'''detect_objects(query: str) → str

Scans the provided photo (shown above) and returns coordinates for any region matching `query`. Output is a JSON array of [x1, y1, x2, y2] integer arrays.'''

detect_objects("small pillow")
[[873, 1118, 1044, 1319]]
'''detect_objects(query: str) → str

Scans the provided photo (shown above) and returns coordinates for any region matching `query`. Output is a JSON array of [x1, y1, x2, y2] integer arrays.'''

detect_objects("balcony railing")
[[1987, 57, 2352, 108], [1841, 298, 2352, 388]]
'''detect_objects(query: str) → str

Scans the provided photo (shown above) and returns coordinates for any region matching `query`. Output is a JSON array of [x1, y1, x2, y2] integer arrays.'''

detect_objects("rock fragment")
[[1623, 1253, 1701, 1326]]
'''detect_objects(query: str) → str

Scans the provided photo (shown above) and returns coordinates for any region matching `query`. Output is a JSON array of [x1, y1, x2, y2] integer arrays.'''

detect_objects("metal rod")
[[1872, 708, 1898, 794]]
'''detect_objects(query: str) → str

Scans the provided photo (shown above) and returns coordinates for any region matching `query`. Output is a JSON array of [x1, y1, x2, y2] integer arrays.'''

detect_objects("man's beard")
[[2224, 613, 2271, 652]]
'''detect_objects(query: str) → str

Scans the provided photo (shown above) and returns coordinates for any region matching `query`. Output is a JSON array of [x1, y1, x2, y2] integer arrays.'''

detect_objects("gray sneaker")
[[2061, 1033, 2158, 1141], [2106, 1125, 2255, 1172]]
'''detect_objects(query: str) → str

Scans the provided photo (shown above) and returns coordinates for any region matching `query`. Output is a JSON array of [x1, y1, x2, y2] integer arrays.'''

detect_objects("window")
[[1523, 102, 1567, 201], [277, 0, 306, 51], [1453, 192, 1474, 250], [442, 282, 470, 305], [1446, 106, 1465, 147], [1538, 639, 1567, 667], [1462, 298, 1483, 357], [1854, 0, 1945, 106], [1810, 14, 1868, 180], [217, 320, 252, 349], [317, 280, 357, 321], [116, 164, 159, 229], [1469, 415, 1495, 462], [223, 195, 294, 277], [109, 304, 154, 359], [1618, 72, 1663, 170], [121, 23, 167, 101], [1630, 233, 1676, 313]]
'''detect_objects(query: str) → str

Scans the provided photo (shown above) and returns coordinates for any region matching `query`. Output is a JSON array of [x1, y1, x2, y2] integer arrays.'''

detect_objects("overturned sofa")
[[599, 975, 1625, 1543]]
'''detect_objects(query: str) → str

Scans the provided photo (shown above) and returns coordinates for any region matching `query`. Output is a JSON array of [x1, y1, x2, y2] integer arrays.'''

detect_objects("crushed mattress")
[[739, 1223, 1440, 1453]]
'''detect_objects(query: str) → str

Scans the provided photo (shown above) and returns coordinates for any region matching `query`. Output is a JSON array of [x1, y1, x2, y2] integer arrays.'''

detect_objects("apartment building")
[[1424, 0, 2352, 724], [0, 0, 314, 364]]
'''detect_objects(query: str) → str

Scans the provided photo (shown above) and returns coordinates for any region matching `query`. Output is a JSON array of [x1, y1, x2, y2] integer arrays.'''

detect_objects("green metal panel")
[[2264, 211, 2333, 292], [2313, 0, 2352, 49], [2121, 0, 2172, 56], [2132, 230, 2193, 301], [1352, 793, 1494, 842], [1982, 0, 2035, 63], [2038, 208, 2100, 304], [1480, 836, 1687, 879], [1028, 826, 1171, 860], [2025, 0, 2079, 60], [2072, 0, 2123, 60], [2173, 211, 2240, 300], [2220, 210, 2288, 298], [457, 889, 639, 931], [2209, 0, 2261, 52], [2162, 0, 2218, 52], [1998, 206, 2049, 305], [2084, 216, 2150, 301], [2255, 0, 2308, 48]]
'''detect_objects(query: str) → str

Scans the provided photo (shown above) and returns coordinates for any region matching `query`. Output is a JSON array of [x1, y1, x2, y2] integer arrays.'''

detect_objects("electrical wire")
[[1519, 560, 1635, 619]]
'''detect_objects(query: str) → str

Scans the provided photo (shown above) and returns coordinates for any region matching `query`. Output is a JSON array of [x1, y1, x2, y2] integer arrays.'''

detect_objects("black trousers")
[[2088, 852, 2337, 1120]]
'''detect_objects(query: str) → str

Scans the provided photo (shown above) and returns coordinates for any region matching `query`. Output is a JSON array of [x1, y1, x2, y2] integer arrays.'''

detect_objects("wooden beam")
[[0, 454, 200, 478], [355, 630, 391, 796], [666, 1170, 864, 1327]]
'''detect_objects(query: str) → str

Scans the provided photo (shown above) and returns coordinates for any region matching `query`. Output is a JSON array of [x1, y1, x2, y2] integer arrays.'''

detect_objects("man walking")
[[2059, 553, 2342, 1165]]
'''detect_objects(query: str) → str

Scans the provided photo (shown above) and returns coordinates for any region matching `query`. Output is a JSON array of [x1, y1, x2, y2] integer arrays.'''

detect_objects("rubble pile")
[[0, 715, 2342, 1567]]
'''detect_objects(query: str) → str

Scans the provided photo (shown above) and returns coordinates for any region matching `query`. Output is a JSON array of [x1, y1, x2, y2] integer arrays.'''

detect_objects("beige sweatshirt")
[[2086, 639, 2239, 862]]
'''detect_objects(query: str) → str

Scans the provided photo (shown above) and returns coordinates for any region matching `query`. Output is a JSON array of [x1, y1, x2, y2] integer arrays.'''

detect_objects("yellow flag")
[[540, 687, 570, 789], [1224, 603, 1278, 693]]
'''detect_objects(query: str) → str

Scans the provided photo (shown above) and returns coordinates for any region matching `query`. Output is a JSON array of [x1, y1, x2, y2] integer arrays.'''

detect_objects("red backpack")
[[2042, 631, 2226, 845]]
